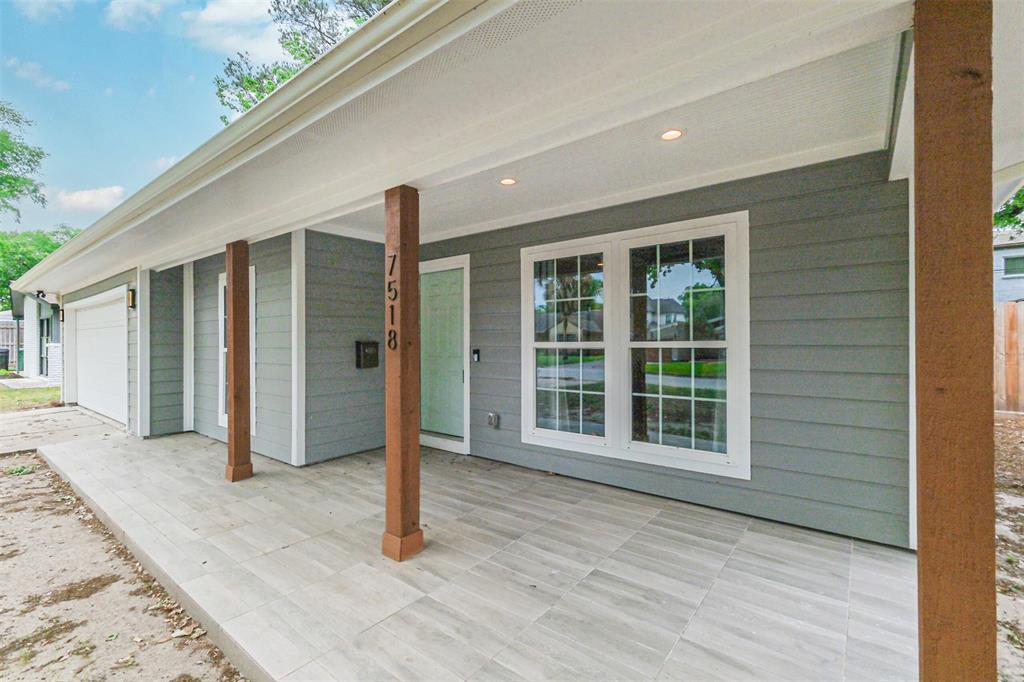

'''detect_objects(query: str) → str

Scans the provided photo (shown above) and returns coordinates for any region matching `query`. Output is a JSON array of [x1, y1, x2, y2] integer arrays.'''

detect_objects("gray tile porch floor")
[[37, 423, 918, 681]]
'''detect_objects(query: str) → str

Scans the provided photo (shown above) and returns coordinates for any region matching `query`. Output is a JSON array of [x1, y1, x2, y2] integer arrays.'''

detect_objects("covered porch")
[[40, 424, 915, 682]]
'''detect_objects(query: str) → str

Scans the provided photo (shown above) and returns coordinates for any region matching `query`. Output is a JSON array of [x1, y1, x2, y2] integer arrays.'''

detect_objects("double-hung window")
[[217, 266, 257, 429], [521, 212, 750, 479]]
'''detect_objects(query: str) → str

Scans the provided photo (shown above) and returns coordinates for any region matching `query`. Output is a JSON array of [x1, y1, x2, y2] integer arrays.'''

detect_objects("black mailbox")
[[355, 340, 379, 369]]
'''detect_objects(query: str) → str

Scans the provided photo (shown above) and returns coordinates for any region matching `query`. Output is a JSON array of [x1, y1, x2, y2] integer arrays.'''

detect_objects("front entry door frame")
[[419, 254, 471, 455]]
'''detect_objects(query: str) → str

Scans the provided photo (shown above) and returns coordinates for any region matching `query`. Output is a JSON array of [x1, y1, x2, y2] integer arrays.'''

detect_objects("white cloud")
[[57, 186, 125, 213], [3, 57, 70, 92], [181, 0, 283, 62], [13, 0, 75, 22], [104, 87, 114, 96], [146, 86, 157, 98], [104, 0, 175, 30], [154, 156, 177, 171]]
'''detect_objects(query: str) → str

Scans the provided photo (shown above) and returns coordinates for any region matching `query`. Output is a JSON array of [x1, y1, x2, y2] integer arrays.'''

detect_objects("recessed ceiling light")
[[499, 177, 517, 186], [660, 129, 685, 141]]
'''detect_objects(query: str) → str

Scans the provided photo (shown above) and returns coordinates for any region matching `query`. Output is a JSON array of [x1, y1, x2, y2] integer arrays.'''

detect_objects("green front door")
[[420, 268, 464, 438]]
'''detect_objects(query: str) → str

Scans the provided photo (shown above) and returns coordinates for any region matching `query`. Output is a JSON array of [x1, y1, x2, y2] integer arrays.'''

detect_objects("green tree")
[[996, 186, 1024, 233], [0, 101, 47, 222], [0, 225, 79, 310], [215, 0, 388, 125]]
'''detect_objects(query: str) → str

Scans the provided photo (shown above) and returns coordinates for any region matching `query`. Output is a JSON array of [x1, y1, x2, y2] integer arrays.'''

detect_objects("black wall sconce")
[[127, 288, 137, 309]]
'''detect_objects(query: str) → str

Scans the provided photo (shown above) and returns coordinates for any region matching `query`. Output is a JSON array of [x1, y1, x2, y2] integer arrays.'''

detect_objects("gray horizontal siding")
[[304, 230, 385, 464], [193, 235, 291, 462], [63, 269, 139, 433], [422, 150, 911, 547], [149, 266, 183, 436]]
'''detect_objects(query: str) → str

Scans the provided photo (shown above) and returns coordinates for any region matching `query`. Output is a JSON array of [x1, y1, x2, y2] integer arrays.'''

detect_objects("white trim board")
[[182, 262, 195, 432], [137, 267, 150, 437], [419, 254, 472, 456], [291, 230, 307, 466]]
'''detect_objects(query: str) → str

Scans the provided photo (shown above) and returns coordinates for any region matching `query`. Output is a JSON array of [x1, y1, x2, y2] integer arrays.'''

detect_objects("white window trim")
[[217, 266, 257, 430], [1005, 255, 1024, 278], [520, 211, 751, 480]]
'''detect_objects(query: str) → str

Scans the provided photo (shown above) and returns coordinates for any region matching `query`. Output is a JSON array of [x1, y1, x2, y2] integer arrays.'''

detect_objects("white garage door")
[[74, 295, 128, 424]]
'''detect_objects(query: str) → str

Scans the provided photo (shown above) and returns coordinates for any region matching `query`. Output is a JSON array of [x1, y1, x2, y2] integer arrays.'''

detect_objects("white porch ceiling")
[[25, 0, 919, 293], [323, 36, 901, 243]]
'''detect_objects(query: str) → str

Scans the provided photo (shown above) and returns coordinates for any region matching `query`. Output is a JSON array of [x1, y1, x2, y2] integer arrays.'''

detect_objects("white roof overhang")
[[889, 0, 1024, 208], [17, 0, 938, 295]]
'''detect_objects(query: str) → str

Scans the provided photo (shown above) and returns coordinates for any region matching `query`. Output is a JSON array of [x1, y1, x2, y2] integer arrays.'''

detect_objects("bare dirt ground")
[[996, 413, 1024, 680], [0, 451, 244, 682]]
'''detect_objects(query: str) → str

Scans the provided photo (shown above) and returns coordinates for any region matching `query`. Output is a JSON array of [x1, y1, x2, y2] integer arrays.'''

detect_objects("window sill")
[[522, 429, 751, 480]]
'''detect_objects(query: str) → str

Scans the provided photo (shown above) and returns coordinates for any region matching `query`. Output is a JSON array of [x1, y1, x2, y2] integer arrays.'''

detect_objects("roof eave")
[[13, 0, 486, 294]]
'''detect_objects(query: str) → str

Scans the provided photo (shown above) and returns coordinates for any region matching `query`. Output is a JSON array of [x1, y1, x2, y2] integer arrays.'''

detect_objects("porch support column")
[[915, 1, 995, 678], [382, 184, 424, 561], [225, 240, 253, 483]]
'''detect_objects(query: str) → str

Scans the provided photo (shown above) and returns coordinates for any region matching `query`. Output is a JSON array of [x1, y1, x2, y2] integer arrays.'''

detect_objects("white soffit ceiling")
[[327, 35, 901, 242], [130, 0, 909, 265]]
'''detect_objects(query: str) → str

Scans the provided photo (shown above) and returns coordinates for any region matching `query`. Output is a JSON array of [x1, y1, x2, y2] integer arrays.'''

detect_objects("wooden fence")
[[996, 302, 1024, 411]]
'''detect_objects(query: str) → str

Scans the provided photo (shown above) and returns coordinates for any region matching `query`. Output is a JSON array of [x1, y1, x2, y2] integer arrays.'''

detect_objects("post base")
[[381, 529, 424, 561], [225, 462, 253, 482]]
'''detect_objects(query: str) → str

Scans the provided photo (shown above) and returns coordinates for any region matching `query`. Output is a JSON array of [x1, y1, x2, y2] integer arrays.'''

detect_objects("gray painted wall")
[[63, 269, 139, 433], [149, 266, 184, 436], [304, 230, 385, 464], [995, 244, 1024, 302], [421, 151, 911, 547], [193, 235, 292, 462]]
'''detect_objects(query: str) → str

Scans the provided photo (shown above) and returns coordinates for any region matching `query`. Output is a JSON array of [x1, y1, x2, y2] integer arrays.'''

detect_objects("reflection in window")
[[534, 253, 605, 436], [535, 254, 603, 342], [629, 236, 727, 454], [536, 349, 605, 436], [630, 237, 724, 342]]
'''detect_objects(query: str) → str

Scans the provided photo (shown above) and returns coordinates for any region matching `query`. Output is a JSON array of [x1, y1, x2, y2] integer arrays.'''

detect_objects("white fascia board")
[[889, 49, 914, 181], [12, 0, 498, 295]]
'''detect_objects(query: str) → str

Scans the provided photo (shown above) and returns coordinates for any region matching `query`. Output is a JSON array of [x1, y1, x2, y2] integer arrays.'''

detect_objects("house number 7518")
[[386, 253, 398, 350]]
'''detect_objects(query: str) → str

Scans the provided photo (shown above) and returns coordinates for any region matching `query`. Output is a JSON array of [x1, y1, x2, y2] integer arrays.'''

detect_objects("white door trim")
[[419, 254, 471, 455]]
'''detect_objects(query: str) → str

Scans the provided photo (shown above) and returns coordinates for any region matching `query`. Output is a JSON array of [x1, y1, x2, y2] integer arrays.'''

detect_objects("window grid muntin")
[[628, 237, 727, 454], [533, 252, 606, 437]]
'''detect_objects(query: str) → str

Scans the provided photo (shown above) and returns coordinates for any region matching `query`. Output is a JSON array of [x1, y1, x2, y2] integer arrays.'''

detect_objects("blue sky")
[[0, 0, 286, 231]]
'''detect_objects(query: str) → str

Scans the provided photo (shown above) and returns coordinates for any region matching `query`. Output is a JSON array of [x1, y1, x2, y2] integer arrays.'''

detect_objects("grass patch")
[[647, 361, 725, 378], [0, 386, 61, 413], [5, 465, 35, 476]]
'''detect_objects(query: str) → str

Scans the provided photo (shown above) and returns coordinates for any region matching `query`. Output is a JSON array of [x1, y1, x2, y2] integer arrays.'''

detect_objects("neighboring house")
[[994, 231, 1024, 302], [8, 1, 1023, 674], [9, 290, 62, 381], [0, 310, 18, 371]]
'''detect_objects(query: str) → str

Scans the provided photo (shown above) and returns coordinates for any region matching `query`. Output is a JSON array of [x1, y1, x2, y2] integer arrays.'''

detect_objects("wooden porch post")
[[382, 184, 424, 561], [915, 1, 995, 678], [225, 240, 253, 483]]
